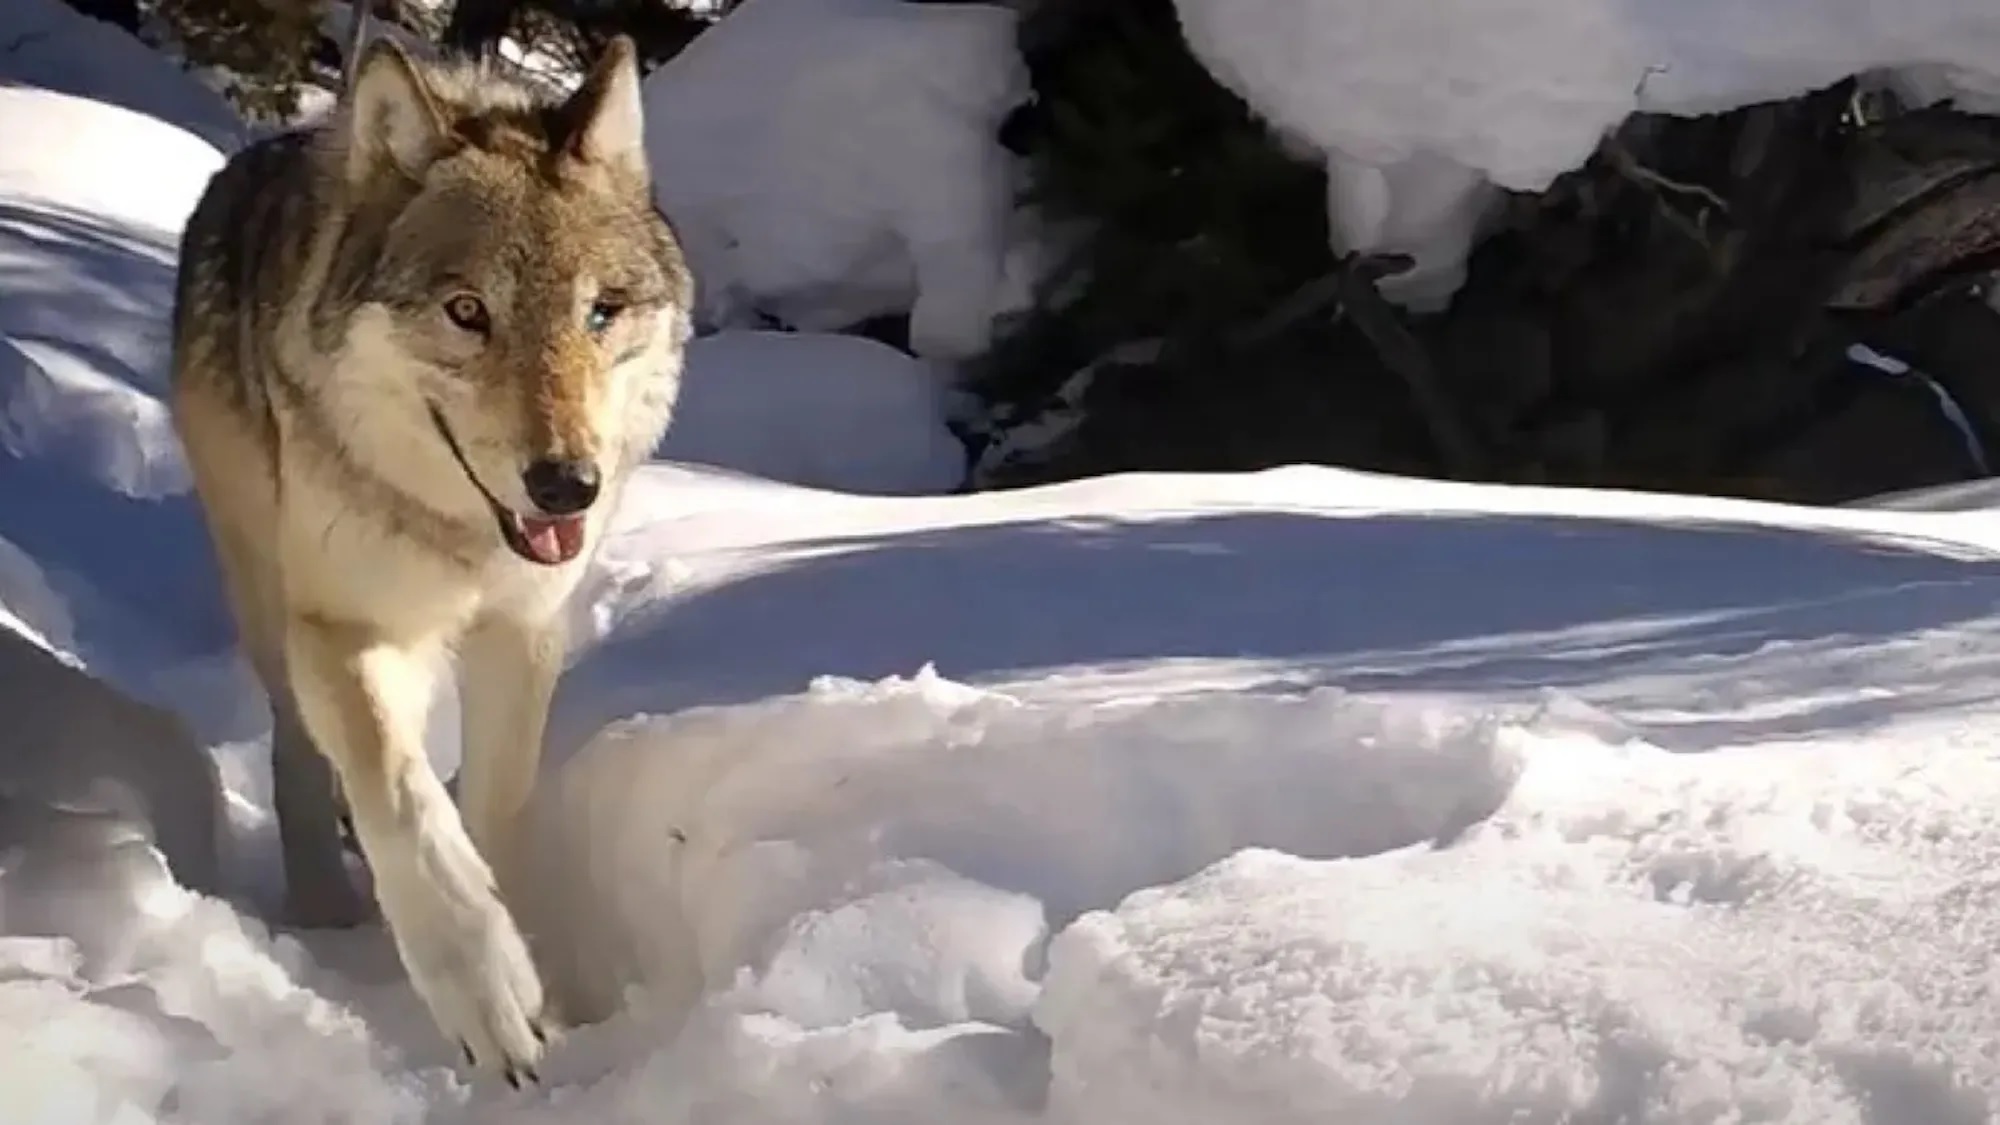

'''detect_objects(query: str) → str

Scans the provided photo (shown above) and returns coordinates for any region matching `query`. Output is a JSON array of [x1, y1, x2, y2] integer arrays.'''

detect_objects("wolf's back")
[[170, 128, 325, 425]]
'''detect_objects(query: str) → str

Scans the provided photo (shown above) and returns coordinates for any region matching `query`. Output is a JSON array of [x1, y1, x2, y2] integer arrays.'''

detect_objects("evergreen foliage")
[[972, 0, 1334, 412], [149, 0, 324, 120]]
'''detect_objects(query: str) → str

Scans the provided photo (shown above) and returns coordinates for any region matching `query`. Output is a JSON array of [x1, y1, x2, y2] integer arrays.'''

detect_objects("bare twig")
[[1599, 137, 1731, 256], [1604, 140, 1731, 215]]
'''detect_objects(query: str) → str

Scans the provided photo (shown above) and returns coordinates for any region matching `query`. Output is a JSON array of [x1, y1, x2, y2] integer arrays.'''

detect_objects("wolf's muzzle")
[[424, 402, 589, 566]]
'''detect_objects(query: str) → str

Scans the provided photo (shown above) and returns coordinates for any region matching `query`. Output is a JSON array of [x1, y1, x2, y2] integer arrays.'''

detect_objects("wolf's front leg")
[[456, 612, 565, 896], [284, 615, 548, 1085]]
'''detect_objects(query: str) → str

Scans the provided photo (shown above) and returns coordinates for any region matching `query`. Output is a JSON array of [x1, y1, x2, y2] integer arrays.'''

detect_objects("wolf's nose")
[[522, 458, 600, 515]]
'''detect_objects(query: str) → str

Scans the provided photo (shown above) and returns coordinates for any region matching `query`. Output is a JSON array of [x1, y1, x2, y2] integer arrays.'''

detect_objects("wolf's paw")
[[414, 901, 549, 1086], [375, 828, 553, 1087]]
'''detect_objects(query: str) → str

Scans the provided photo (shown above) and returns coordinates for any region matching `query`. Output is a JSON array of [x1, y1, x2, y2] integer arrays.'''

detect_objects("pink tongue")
[[519, 514, 586, 565]]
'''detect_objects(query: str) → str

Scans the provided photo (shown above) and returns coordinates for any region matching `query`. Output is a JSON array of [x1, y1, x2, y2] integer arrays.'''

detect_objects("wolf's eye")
[[585, 298, 624, 336], [443, 293, 490, 334]]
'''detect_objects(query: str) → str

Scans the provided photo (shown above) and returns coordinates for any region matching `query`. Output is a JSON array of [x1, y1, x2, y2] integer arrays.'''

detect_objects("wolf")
[[168, 34, 693, 1083]]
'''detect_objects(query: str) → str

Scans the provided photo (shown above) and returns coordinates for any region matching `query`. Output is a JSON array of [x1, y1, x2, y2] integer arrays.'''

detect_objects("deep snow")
[[8, 7, 2000, 1124]]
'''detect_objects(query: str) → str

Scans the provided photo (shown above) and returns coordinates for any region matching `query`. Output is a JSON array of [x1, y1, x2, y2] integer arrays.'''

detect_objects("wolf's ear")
[[562, 36, 648, 183], [343, 39, 449, 183]]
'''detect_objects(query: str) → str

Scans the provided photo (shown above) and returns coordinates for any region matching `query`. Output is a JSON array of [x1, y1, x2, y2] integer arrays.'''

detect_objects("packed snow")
[[11, 7, 2000, 1125]]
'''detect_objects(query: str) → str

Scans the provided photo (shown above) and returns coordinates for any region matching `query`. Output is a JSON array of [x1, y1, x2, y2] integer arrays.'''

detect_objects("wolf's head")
[[317, 36, 692, 568]]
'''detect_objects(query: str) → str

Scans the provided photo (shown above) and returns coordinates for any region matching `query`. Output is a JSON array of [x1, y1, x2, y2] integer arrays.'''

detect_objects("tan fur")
[[168, 35, 692, 1085]]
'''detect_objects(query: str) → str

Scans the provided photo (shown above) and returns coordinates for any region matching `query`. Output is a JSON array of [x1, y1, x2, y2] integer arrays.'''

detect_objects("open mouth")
[[426, 403, 588, 567], [498, 508, 587, 566]]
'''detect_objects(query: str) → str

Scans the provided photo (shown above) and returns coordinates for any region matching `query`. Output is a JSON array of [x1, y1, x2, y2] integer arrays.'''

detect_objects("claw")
[[503, 1062, 541, 1090], [460, 1041, 477, 1068], [532, 1023, 548, 1045]]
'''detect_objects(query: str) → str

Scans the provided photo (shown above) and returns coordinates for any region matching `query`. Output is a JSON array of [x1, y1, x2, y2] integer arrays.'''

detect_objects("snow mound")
[[1171, 0, 2000, 306], [1041, 724, 2000, 1122], [0, 85, 214, 503], [658, 330, 967, 495], [523, 671, 1521, 1026], [0, 84, 238, 725], [641, 0, 1031, 359], [0, 0, 246, 152]]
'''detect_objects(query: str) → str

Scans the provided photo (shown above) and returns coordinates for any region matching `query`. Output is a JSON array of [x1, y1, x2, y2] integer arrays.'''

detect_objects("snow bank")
[[0, 85, 216, 503], [641, 0, 1032, 359], [0, 83, 242, 731], [1171, 0, 2000, 306], [551, 458, 2000, 757], [0, 0, 246, 152], [658, 330, 967, 495]]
